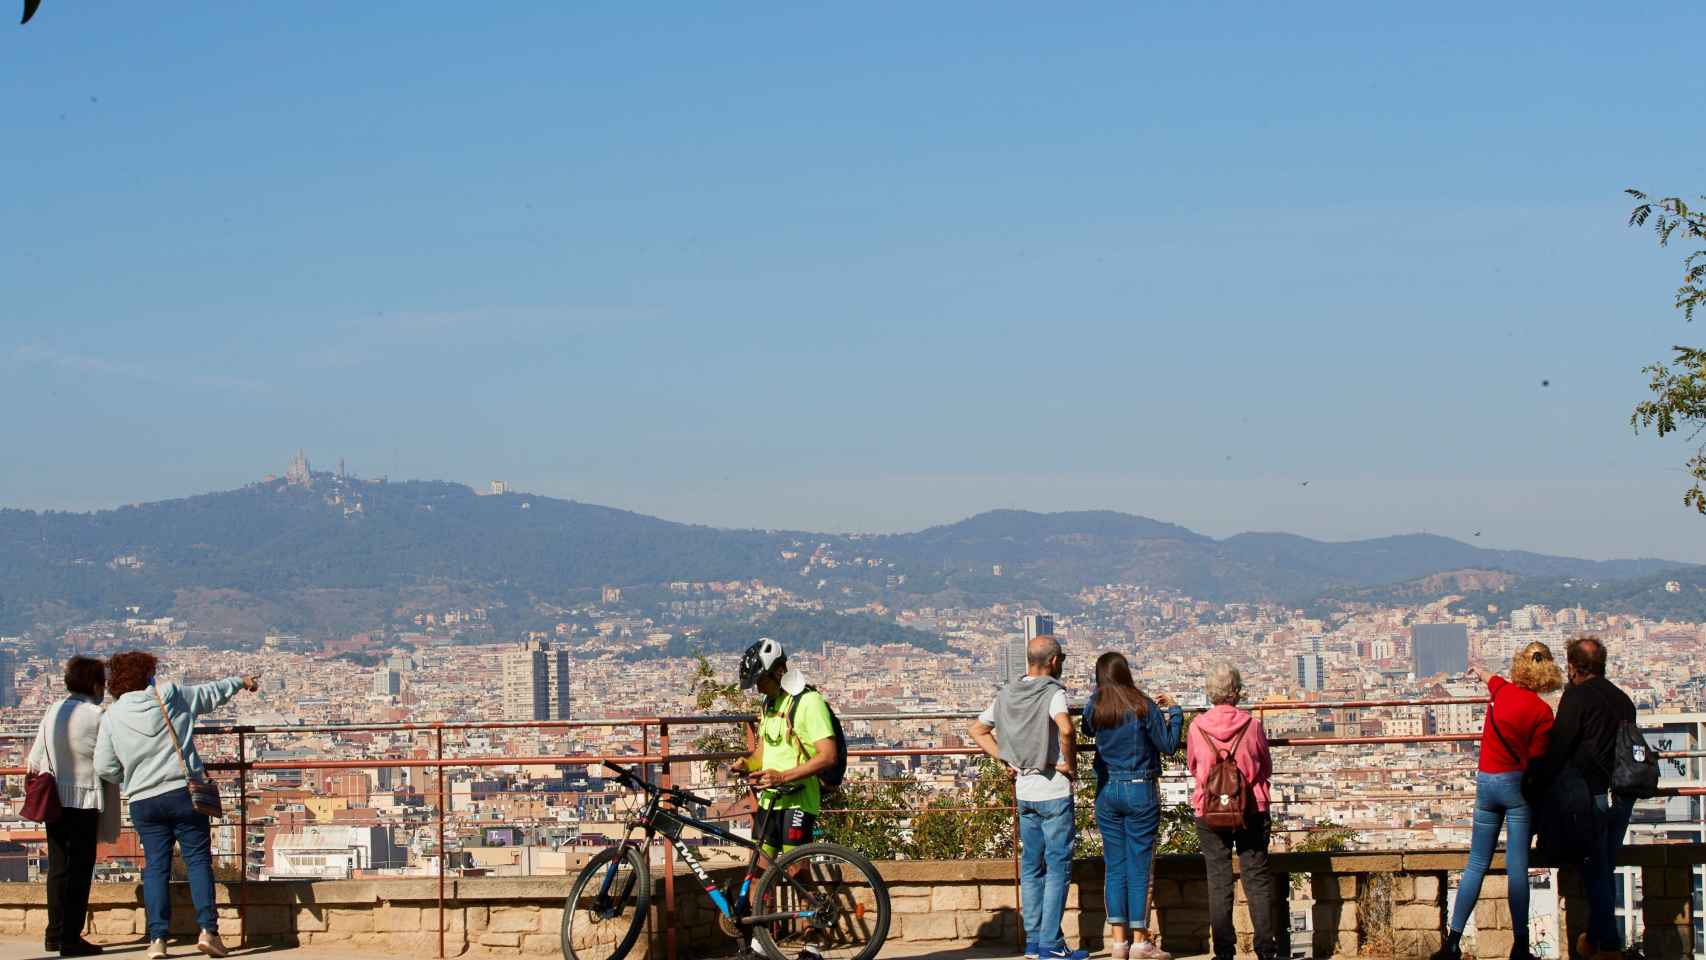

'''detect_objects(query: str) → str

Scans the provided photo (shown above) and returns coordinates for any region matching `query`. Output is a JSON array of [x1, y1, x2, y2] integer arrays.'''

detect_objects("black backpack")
[[1608, 717, 1661, 799], [785, 685, 849, 790], [1585, 683, 1660, 800]]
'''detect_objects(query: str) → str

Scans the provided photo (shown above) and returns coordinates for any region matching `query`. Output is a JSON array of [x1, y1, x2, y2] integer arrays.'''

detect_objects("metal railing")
[[1, 696, 1702, 960]]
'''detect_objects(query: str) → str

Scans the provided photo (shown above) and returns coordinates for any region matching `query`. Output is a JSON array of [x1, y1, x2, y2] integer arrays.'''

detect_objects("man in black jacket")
[[1528, 636, 1636, 960]]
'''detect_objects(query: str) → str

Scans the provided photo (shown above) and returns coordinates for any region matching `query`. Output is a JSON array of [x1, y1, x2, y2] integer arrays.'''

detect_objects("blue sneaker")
[[1043, 948, 1089, 960], [1023, 942, 1040, 960]]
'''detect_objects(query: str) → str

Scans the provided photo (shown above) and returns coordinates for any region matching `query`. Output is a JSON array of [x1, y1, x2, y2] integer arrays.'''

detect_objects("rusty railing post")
[[237, 731, 248, 947], [437, 726, 446, 960], [1012, 792, 1022, 951], [659, 721, 676, 960]]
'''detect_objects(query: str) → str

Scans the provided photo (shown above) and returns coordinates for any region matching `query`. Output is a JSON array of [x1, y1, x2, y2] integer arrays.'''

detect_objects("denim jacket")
[[1081, 691, 1183, 788]]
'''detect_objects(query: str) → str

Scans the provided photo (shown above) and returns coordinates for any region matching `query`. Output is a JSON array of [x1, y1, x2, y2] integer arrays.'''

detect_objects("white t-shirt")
[[978, 679, 1073, 803]]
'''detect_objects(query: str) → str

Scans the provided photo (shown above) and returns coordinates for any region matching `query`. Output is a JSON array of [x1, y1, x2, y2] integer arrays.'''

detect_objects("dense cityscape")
[[2, 560, 1701, 926]]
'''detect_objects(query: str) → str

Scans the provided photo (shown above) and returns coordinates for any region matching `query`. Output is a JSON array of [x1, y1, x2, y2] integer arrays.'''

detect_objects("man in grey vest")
[[970, 635, 1086, 960]]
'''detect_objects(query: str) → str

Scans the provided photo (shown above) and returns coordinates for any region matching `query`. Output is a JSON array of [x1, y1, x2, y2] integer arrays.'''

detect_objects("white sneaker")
[[1129, 940, 1171, 960], [195, 933, 228, 959], [147, 941, 168, 960]]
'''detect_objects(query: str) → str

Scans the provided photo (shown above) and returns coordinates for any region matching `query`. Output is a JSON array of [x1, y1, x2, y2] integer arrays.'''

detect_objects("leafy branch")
[[1626, 190, 1706, 322], [686, 654, 757, 773], [1626, 189, 1706, 512]]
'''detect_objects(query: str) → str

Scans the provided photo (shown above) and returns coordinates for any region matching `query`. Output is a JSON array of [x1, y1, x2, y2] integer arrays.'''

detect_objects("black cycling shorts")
[[757, 806, 816, 851]]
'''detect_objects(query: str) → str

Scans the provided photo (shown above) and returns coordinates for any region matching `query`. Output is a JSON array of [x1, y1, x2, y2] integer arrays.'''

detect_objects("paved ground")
[[0, 938, 1228, 960]]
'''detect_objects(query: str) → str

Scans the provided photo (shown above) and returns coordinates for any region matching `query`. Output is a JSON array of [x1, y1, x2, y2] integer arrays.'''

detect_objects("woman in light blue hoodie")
[[94, 651, 258, 960]]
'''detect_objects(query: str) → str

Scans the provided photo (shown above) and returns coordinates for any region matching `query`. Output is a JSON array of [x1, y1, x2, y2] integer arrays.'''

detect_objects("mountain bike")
[[560, 760, 891, 960]]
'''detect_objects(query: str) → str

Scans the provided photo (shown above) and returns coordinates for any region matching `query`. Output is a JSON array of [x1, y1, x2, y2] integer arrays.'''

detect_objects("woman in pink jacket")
[[1186, 663, 1278, 960]]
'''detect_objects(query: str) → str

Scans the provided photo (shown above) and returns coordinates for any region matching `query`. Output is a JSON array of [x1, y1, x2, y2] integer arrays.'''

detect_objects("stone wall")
[[0, 844, 1700, 959]]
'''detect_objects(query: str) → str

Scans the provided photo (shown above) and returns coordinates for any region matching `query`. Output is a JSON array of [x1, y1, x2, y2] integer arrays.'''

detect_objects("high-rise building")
[[0, 649, 15, 708], [1412, 623, 1470, 678], [1294, 654, 1325, 692], [502, 642, 548, 721], [1002, 613, 1055, 685], [501, 641, 570, 721], [371, 670, 401, 698], [548, 644, 571, 720], [1001, 638, 1028, 685]]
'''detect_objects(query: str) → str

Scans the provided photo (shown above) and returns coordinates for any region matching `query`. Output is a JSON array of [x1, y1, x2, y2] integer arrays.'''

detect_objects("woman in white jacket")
[[27, 657, 119, 958]]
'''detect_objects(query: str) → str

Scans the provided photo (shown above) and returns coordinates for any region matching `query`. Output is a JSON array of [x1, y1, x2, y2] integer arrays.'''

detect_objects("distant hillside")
[[1445, 565, 1706, 622], [0, 476, 1688, 638]]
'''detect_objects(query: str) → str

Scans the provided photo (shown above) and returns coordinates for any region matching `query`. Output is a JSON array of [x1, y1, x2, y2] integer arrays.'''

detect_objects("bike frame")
[[602, 778, 820, 927]]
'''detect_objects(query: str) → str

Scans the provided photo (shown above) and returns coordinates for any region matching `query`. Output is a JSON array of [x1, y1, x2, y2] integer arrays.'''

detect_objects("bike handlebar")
[[601, 760, 713, 807]]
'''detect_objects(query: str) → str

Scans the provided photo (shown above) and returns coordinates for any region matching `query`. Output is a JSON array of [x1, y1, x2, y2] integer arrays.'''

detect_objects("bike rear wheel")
[[750, 841, 890, 960], [561, 844, 650, 960]]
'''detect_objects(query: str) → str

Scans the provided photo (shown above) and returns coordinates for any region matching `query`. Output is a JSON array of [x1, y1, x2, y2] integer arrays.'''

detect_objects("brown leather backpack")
[[1196, 721, 1252, 830]]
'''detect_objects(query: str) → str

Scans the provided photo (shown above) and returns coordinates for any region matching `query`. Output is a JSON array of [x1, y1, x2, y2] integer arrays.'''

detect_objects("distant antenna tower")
[[339, 458, 347, 482]]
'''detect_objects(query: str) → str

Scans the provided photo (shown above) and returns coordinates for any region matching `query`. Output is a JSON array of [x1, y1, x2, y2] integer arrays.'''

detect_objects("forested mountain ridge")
[[0, 476, 1688, 637]]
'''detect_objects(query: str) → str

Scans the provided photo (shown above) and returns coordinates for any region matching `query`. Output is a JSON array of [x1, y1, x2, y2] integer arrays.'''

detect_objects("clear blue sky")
[[4, 3, 1704, 562]]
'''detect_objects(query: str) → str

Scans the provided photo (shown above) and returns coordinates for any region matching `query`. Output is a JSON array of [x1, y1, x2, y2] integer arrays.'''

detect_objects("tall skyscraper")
[[501, 641, 570, 721], [0, 649, 15, 709], [1002, 613, 1055, 685], [1001, 638, 1028, 685], [371, 670, 401, 697], [547, 643, 571, 721], [502, 642, 548, 721], [1293, 654, 1325, 692], [1412, 623, 1470, 678]]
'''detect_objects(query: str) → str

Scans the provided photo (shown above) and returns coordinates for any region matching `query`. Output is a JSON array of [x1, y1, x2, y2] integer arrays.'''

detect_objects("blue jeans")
[[131, 788, 218, 941], [1095, 777, 1160, 930], [1585, 792, 1635, 950], [1018, 795, 1076, 950], [1448, 772, 1531, 936]]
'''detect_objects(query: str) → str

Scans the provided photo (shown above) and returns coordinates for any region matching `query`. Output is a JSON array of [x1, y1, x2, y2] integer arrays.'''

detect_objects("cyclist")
[[737, 637, 838, 960], [738, 637, 838, 853]]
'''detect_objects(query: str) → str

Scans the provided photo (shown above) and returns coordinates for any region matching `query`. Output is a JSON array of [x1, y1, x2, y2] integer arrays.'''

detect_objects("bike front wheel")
[[561, 844, 650, 960], [750, 841, 890, 960]]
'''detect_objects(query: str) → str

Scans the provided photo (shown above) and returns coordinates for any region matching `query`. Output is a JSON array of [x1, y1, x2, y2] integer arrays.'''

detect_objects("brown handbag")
[[152, 686, 223, 819]]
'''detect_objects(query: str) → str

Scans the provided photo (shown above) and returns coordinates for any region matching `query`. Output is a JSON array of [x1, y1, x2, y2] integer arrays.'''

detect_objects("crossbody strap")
[[33, 701, 63, 777], [1486, 686, 1527, 768], [151, 686, 202, 784]]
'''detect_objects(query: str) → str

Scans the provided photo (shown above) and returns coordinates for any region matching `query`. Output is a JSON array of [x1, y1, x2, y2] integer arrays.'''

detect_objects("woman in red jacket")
[[1434, 641, 1561, 960]]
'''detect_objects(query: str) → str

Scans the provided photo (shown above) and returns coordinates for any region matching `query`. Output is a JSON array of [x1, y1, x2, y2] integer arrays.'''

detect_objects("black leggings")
[[46, 807, 101, 945], [1196, 812, 1279, 960]]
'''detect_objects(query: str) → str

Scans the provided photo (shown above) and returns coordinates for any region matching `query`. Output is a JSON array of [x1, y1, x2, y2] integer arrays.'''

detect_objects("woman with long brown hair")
[[1081, 651, 1182, 960]]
